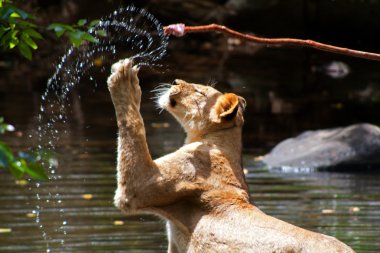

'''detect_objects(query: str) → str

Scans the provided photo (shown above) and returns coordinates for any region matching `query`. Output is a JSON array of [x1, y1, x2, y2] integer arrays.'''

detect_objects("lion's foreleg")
[[107, 59, 156, 212]]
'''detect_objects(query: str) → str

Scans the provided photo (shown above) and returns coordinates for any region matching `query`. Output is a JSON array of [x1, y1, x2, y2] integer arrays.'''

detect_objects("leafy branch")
[[0, 117, 49, 180], [0, 0, 43, 60], [0, 0, 106, 60], [47, 19, 106, 47]]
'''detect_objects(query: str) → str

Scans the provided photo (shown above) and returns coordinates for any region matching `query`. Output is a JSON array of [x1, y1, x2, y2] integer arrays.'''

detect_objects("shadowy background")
[[1, 0, 379, 153]]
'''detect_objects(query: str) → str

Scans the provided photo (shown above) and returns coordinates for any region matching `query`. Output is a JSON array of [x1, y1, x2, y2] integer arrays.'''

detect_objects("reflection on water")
[[1, 136, 380, 252], [1, 47, 380, 252]]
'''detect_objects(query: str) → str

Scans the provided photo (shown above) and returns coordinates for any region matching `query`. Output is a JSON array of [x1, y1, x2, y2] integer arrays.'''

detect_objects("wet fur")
[[107, 59, 355, 253]]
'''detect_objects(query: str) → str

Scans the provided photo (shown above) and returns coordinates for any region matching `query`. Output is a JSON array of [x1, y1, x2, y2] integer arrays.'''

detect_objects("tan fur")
[[107, 59, 355, 253]]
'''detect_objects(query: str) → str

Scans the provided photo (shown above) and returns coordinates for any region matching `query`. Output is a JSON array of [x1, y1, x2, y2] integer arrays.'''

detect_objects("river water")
[[1, 45, 380, 252]]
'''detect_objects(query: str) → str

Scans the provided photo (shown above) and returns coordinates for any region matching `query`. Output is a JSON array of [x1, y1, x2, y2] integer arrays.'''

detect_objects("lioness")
[[107, 59, 355, 253]]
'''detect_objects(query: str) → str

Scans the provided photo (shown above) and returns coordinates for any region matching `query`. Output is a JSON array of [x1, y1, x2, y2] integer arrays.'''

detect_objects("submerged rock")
[[263, 123, 380, 171]]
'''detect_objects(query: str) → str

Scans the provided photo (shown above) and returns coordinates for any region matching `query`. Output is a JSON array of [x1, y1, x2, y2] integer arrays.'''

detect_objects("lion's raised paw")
[[107, 58, 140, 90], [107, 58, 141, 108]]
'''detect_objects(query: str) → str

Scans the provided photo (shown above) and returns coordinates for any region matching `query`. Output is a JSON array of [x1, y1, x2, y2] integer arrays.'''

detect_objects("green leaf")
[[0, 142, 15, 168], [56, 30, 65, 38], [47, 23, 79, 39], [0, 29, 12, 48], [47, 23, 64, 31], [24, 162, 48, 180], [21, 33, 37, 49], [0, 122, 14, 133], [17, 40, 32, 60], [9, 12, 20, 18], [12, 160, 26, 172], [96, 29, 107, 37], [9, 37, 18, 48], [0, 126, 50, 180], [89, 19, 100, 27], [81, 32, 98, 43], [0, 118, 8, 133], [18, 20, 37, 29], [14, 8, 30, 20], [77, 19, 87, 26], [0, 28, 11, 48], [0, 5, 30, 20], [68, 30, 84, 47], [9, 41, 17, 48], [0, 0, 10, 7], [18, 151, 36, 163], [0, 26, 7, 38], [0, 7, 15, 19], [0, 142, 13, 155], [0, 142, 15, 167], [9, 161, 24, 178], [8, 29, 19, 49], [47, 23, 75, 33], [0, 154, 10, 168], [24, 28, 43, 39], [47, 23, 66, 38]]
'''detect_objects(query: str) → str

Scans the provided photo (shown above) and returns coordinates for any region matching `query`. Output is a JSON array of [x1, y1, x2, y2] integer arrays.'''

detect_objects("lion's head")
[[155, 79, 246, 135]]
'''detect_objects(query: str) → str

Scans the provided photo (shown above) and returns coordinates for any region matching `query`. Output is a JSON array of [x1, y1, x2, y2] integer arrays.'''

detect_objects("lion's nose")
[[172, 79, 187, 86], [172, 79, 180, 86]]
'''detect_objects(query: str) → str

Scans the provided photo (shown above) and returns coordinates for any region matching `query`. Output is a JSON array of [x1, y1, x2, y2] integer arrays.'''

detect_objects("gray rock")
[[263, 123, 380, 171]]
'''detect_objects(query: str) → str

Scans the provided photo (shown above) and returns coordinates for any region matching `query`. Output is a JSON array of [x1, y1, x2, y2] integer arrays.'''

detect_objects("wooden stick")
[[164, 23, 380, 62]]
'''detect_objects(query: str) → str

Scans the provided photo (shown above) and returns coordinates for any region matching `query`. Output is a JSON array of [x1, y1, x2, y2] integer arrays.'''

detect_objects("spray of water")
[[32, 6, 168, 252]]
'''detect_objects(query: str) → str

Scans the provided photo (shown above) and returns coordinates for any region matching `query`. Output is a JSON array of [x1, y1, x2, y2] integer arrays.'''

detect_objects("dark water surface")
[[1, 47, 380, 252]]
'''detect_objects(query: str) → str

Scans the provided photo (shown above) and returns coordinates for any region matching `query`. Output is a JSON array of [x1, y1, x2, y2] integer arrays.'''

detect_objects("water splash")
[[33, 6, 168, 252]]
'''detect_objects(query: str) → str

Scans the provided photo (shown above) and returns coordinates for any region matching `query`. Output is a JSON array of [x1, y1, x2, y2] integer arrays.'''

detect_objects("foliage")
[[0, 0, 106, 59], [0, 0, 42, 60], [47, 19, 106, 47], [0, 117, 49, 180]]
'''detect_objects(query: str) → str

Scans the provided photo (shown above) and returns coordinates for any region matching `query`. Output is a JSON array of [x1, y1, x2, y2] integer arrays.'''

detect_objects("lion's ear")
[[215, 93, 240, 120]]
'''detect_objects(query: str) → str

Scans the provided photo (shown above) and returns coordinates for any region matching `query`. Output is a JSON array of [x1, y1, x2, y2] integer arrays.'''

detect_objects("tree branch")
[[164, 23, 380, 62]]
